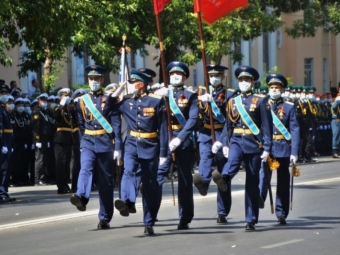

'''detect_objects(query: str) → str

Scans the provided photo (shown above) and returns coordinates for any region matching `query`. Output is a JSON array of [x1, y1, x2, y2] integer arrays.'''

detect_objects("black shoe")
[[35, 180, 47, 186], [144, 225, 154, 236], [114, 199, 129, 217], [0, 197, 16, 203], [57, 189, 71, 194], [177, 221, 189, 230], [97, 220, 110, 229], [212, 170, 228, 192], [277, 217, 287, 225], [129, 205, 137, 214], [245, 222, 255, 231], [259, 195, 265, 209], [217, 214, 227, 224], [70, 194, 86, 211], [193, 173, 207, 196]]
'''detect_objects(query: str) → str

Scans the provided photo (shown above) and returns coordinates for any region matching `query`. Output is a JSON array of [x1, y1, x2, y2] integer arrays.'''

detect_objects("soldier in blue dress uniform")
[[155, 61, 199, 230], [0, 86, 16, 203], [258, 73, 300, 224], [110, 69, 167, 235], [193, 64, 237, 224], [211, 65, 273, 231], [70, 65, 121, 229], [331, 93, 340, 157]]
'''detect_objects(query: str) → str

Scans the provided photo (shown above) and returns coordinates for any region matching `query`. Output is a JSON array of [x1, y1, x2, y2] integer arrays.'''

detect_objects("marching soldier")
[[259, 73, 300, 224], [155, 61, 199, 230], [23, 98, 35, 185], [211, 65, 273, 231], [193, 64, 237, 224], [70, 65, 120, 230], [331, 93, 340, 157], [32, 93, 54, 185], [111, 69, 167, 235], [54, 88, 78, 194]]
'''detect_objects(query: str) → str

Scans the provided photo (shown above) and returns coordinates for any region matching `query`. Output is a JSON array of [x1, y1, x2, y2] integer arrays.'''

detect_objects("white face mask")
[[209, 76, 222, 86], [89, 80, 101, 91], [170, 74, 183, 86], [284, 91, 290, 97], [269, 91, 281, 100], [16, 106, 25, 113], [307, 94, 315, 99], [295, 93, 301, 99], [289, 94, 296, 99], [127, 83, 138, 94], [300, 93, 306, 99], [0, 94, 9, 103], [238, 81, 252, 92], [24, 107, 32, 114], [40, 102, 47, 109], [7, 103, 15, 111], [49, 103, 56, 109]]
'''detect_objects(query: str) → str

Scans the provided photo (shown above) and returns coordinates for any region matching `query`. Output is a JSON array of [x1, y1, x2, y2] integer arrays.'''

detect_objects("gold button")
[[138, 114, 140, 117], [138, 122, 140, 125], [138, 107, 140, 109]]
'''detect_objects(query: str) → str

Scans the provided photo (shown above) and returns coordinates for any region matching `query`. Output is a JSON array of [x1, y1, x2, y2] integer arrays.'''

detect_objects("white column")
[[268, 31, 277, 70], [257, 35, 264, 76], [241, 40, 250, 65]]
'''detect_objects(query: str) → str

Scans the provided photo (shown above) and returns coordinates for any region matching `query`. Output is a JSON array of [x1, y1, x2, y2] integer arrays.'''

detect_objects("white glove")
[[222, 146, 229, 158], [328, 125, 331, 129], [290, 154, 298, 164], [154, 87, 169, 97], [74, 97, 79, 103], [151, 83, 161, 91], [113, 150, 122, 161], [24, 144, 28, 149], [31, 144, 35, 150], [47, 142, 50, 148], [60, 96, 70, 106], [111, 81, 127, 97], [336, 96, 340, 101], [199, 93, 212, 102], [159, 157, 167, 166], [309, 127, 313, 131], [36, 143, 42, 148], [2, 147, 8, 154], [169, 138, 181, 152], [319, 125, 323, 130], [12, 148, 14, 152], [211, 141, 222, 154], [261, 151, 270, 162]]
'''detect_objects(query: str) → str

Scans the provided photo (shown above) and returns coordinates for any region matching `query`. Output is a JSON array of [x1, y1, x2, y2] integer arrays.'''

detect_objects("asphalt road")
[[0, 158, 339, 255]]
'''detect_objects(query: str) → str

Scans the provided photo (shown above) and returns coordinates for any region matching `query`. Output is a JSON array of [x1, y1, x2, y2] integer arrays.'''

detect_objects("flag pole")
[[196, 11, 216, 143], [155, 13, 176, 206]]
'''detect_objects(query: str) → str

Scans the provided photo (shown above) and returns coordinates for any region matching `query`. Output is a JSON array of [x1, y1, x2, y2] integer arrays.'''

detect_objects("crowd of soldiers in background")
[[255, 85, 338, 161], [0, 78, 339, 195]]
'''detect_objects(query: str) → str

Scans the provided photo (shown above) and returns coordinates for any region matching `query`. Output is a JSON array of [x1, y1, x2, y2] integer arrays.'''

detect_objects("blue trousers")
[[259, 157, 291, 219], [157, 136, 194, 224], [222, 142, 261, 224], [199, 141, 231, 215], [76, 148, 114, 222], [331, 119, 340, 149], [122, 147, 159, 226]]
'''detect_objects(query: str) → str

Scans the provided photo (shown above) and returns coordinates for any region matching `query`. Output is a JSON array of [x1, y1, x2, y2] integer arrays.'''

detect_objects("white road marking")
[[261, 239, 304, 249], [0, 177, 339, 231]]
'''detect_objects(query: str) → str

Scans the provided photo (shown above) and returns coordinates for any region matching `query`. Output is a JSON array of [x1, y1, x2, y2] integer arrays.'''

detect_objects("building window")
[[304, 58, 313, 86]]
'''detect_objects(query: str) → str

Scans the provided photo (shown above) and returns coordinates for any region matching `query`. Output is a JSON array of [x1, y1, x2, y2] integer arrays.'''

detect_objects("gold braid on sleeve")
[[197, 86, 209, 112], [227, 99, 239, 122], [307, 100, 317, 115], [298, 101, 307, 115], [80, 98, 93, 123]]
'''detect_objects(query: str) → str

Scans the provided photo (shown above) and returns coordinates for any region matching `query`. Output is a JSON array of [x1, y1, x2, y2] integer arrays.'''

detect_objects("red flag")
[[153, 0, 172, 14], [194, 0, 248, 24]]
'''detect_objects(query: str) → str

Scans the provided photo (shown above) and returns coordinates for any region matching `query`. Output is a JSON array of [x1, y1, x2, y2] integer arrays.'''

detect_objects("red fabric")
[[194, 0, 248, 24], [153, 0, 172, 14]]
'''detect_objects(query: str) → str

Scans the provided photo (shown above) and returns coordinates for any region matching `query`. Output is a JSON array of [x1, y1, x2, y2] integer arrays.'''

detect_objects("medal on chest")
[[278, 105, 284, 119], [178, 94, 188, 107], [250, 98, 258, 112]]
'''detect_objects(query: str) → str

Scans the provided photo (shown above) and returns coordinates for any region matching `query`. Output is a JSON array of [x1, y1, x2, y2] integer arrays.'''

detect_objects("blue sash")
[[82, 94, 113, 133], [234, 95, 260, 135], [209, 86, 225, 123], [169, 88, 187, 127], [271, 110, 291, 140]]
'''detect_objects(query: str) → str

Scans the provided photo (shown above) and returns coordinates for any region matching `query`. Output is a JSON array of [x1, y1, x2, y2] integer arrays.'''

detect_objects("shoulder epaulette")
[[254, 94, 265, 97], [123, 94, 136, 99], [227, 88, 235, 92], [284, 101, 294, 105], [148, 93, 162, 99]]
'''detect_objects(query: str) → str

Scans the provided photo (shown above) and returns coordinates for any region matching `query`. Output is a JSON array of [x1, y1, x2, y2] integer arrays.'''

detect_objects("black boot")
[[333, 150, 340, 158]]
